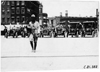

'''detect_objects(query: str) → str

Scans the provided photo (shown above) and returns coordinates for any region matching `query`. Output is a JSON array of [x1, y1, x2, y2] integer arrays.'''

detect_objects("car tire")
[[42, 35, 44, 37], [50, 33, 52, 37], [72, 35, 73, 37], [64, 32, 65, 37], [66, 32, 69, 37], [76, 31, 78, 37], [83, 34, 85, 37], [15, 32, 18, 38], [92, 31, 95, 37], [41, 34, 43, 37], [21, 32, 24, 37], [23, 33, 25, 38], [54, 33, 56, 38], [5, 32, 8, 38], [81, 31, 85, 37], [27, 33, 30, 38], [13, 34, 15, 38]]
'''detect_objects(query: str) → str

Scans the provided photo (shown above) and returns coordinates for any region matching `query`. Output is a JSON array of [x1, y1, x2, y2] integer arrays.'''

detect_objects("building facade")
[[1, 1, 11, 25], [1, 1, 43, 25], [48, 16, 60, 27], [39, 13, 48, 27]]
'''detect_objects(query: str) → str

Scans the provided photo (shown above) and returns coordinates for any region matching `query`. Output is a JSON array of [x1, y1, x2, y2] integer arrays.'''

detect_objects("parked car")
[[5, 28, 16, 38], [1, 25, 7, 36], [40, 27, 52, 37], [81, 21, 97, 37], [53, 24, 66, 37], [67, 22, 82, 37]]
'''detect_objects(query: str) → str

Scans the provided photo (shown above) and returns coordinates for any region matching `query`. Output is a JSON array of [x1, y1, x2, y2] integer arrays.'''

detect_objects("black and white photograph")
[[0, 0, 99, 71]]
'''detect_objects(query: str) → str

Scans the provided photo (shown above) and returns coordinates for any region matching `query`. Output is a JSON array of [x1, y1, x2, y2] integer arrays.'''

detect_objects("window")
[[17, 1, 20, 5], [7, 7, 10, 12], [21, 1, 25, 5], [11, 17, 15, 23], [21, 16, 25, 23], [39, 8, 42, 14], [16, 16, 20, 22], [7, 18, 10, 23], [11, 7, 15, 14], [43, 16, 47, 19], [39, 17, 41, 19], [7, 1, 10, 5], [2, 8, 5, 14], [51, 20, 53, 24], [16, 7, 20, 14], [7, 7, 10, 14], [21, 7, 25, 14], [27, 8, 30, 12], [2, 18, 5, 23], [11, 1, 14, 6]]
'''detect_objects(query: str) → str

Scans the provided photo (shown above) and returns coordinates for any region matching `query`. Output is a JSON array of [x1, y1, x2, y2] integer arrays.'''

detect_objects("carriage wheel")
[[5, 32, 8, 38]]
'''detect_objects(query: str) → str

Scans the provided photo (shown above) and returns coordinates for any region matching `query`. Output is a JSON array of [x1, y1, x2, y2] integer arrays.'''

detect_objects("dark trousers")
[[33, 33, 38, 50], [30, 33, 38, 50]]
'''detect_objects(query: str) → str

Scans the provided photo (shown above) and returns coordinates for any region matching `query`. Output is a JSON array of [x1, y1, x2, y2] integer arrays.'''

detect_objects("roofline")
[[83, 21, 95, 23]]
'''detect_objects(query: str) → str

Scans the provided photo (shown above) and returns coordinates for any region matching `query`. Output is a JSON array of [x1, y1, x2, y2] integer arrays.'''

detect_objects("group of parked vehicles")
[[1, 21, 98, 38], [40, 21, 98, 38], [1, 25, 30, 38]]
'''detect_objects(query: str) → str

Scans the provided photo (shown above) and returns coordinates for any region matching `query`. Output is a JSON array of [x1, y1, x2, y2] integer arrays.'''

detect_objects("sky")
[[38, 0, 99, 17]]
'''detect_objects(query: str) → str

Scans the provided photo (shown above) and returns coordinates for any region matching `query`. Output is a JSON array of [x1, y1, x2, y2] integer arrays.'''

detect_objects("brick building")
[[39, 13, 48, 27], [1, 1, 43, 25], [48, 16, 60, 27]]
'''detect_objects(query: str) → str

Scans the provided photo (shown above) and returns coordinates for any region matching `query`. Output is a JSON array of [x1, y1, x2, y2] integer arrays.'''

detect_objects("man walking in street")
[[28, 14, 40, 53]]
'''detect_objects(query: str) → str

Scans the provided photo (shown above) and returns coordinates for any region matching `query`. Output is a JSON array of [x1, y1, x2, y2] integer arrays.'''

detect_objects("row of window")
[[2, 16, 26, 24], [6, 1, 25, 6], [11, 7, 25, 14], [2, 7, 25, 14]]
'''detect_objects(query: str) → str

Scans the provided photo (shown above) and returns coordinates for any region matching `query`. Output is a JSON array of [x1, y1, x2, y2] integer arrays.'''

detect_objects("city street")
[[1, 0, 99, 71], [1, 36, 99, 71]]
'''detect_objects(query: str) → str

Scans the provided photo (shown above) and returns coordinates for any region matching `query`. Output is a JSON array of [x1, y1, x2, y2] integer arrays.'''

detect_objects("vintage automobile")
[[53, 24, 66, 37], [23, 26, 30, 37], [81, 21, 97, 37], [4, 25, 22, 38], [67, 22, 82, 37], [15, 27, 23, 38], [1, 25, 7, 36], [40, 27, 52, 37], [4, 28, 17, 38]]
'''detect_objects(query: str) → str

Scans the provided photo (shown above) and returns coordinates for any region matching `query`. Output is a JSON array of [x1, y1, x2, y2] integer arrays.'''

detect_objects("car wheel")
[[5, 32, 8, 38], [27, 33, 30, 38], [72, 35, 73, 37], [23, 33, 25, 38], [41, 34, 43, 37], [66, 32, 69, 37], [83, 34, 85, 37], [13, 34, 15, 38], [42, 35, 44, 37], [15, 32, 18, 38], [81, 31, 85, 37], [54, 33, 57, 37], [76, 32, 78, 37], [92, 31, 95, 37], [50, 32, 52, 37], [64, 32, 65, 37], [21, 32, 24, 37]]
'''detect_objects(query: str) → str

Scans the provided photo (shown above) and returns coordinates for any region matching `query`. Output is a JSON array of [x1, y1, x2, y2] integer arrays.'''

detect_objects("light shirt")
[[29, 21, 40, 34], [34, 21, 40, 33]]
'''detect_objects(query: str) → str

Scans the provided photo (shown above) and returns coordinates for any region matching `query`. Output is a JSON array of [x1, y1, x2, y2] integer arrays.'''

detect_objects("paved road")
[[1, 36, 99, 71]]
